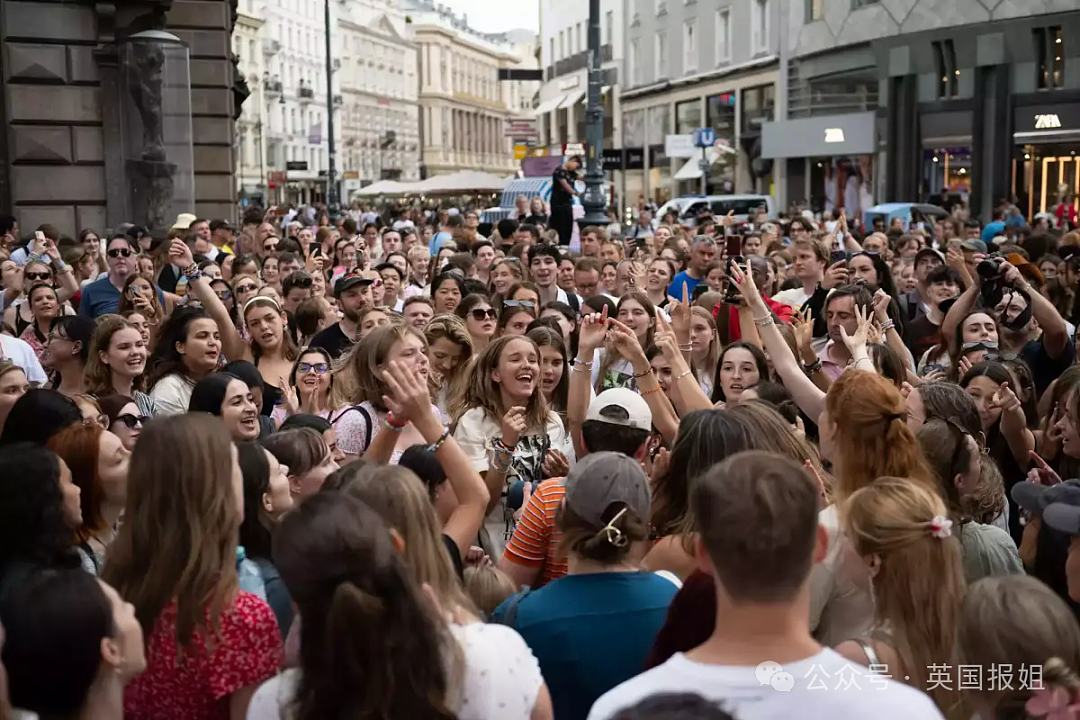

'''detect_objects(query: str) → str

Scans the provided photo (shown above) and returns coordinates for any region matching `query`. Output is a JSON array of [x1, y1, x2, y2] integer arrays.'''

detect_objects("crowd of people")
[[3, 195, 1080, 720]]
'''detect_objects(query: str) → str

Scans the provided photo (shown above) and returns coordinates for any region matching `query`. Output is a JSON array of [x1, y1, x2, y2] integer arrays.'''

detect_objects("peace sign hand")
[[727, 260, 765, 313]]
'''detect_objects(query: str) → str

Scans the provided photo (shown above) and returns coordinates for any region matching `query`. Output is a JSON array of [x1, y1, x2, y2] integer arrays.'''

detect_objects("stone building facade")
[[0, 0, 243, 237]]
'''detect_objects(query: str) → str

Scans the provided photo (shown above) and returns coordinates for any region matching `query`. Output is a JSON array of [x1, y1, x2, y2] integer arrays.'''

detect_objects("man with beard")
[[308, 273, 375, 359]]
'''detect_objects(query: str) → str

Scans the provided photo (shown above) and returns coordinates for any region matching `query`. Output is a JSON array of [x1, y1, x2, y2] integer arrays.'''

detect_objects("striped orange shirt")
[[502, 479, 569, 587]]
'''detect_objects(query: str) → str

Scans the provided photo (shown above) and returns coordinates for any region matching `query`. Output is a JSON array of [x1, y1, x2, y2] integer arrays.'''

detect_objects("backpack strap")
[[566, 293, 580, 313], [331, 404, 375, 451]]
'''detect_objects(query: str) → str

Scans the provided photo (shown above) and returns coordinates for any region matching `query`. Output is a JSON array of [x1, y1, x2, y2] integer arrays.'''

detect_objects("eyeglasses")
[[297, 362, 329, 375], [83, 414, 110, 430], [470, 308, 497, 321], [115, 413, 147, 429], [236, 283, 257, 293], [47, 332, 69, 344], [107, 248, 134, 259], [504, 299, 536, 309], [25, 271, 52, 281]]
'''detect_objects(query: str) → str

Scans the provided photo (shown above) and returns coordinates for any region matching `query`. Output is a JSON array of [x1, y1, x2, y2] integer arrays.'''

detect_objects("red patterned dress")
[[124, 591, 283, 720]]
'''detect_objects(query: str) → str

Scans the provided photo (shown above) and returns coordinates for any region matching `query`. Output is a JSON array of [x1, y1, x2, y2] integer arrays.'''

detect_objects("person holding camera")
[[941, 253, 1073, 393]]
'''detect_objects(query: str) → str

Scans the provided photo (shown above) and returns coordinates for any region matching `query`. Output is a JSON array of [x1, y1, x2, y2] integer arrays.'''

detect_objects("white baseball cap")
[[585, 388, 652, 432]]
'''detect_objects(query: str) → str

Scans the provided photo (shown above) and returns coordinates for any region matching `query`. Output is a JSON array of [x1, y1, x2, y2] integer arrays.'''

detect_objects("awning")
[[578, 86, 612, 103], [533, 96, 565, 116], [559, 88, 586, 108]]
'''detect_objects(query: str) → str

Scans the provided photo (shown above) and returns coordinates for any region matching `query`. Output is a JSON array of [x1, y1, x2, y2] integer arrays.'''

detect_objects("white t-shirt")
[[247, 622, 544, 720], [771, 286, 812, 311], [149, 373, 195, 416], [588, 648, 944, 720], [453, 405, 573, 483], [0, 334, 47, 384]]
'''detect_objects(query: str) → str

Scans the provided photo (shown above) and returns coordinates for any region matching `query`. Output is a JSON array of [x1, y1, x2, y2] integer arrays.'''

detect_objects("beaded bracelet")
[[675, 369, 693, 381], [641, 385, 663, 395], [493, 438, 515, 455], [427, 427, 450, 453], [804, 358, 823, 374], [632, 367, 652, 379], [754, 315, 775, 328], [880, 320, 896, 332]]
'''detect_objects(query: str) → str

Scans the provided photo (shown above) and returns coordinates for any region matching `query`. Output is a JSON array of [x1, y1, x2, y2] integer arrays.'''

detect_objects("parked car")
[[656, 194, 778, 227]]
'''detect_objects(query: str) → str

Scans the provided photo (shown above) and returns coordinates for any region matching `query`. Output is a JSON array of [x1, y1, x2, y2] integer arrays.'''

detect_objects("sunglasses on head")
[[115, 413, 147, 429], [107, 248, 133, 258], [470, 308, 497, 321], [83, 414, 110, 430], [504, 299, 536, 309], [25, 271, 52, 281], [297, 361, 329, 375]]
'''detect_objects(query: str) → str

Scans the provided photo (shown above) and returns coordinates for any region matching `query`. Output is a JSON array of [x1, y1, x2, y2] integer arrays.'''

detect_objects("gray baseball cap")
[[564, 451, 650, 528], [1012, 479, 1080, 535]]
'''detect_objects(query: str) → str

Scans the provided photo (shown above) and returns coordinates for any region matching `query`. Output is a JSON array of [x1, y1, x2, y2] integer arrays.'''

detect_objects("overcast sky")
[[439, 0, 539, 33]]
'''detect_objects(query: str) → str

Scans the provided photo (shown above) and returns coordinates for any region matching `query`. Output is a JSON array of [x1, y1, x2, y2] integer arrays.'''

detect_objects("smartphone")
[[308, 242, 321, 257], [725, 235, 742, 257], [635, 237, 647, 250], [829, 250, 849, 266]]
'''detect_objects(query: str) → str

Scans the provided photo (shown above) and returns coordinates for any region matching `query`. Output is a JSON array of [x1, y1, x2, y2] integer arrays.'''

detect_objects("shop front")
[[1012, 102, 1080, 218], [762, 111, 877, 216], [919, 111, 973, 203]]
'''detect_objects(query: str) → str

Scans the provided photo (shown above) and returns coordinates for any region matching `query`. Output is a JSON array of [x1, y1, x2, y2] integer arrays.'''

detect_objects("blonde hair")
[[339, 464, 476, 617], [424, 314, 473, 419], [843, 477, 964, 715], [331, 322, 427, 412], [463, 565, 516, 618], [689, 306, 721, 389], [457, 335, 550, 434], [83, 315, 144, 395], [957, 575, 1080, 717]]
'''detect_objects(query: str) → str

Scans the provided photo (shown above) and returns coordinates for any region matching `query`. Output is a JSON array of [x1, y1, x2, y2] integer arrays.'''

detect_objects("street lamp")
[[323, 0, 339, 219], [578, 0, 608, 228]]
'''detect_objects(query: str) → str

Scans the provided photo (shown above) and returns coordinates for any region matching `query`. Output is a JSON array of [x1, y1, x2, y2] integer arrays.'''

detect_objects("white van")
[[656, 194, 777, 227]]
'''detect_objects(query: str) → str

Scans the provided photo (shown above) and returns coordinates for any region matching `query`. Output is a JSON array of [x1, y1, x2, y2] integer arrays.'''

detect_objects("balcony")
[[298, 85, 315, 102], [264, 78, 283, 96], [262, 39, 281, 56], [544, 44, 614, 81], [333, 94, 343, 107]]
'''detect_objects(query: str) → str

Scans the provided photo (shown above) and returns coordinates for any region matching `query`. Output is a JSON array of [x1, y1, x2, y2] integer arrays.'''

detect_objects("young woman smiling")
[[188, 372, 262, 442], [20, 283, 63, 364], [83, 315, 156, 417], [593, 291, 657, 393], [174, 240, 298, 410], [688, 306, 721, 398], [146, 307, 222, 416], [272, 347, 334, 427], [424, 314, 473, 421], [453, 335, 571, 532], [117, 273, 166, 350], [644, 257, 676, 310]]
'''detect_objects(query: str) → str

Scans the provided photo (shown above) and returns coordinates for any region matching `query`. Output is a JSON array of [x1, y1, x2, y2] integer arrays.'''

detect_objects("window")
[[605, 11, 614, 45], [1036, 26, 1065, 90], [559, 30, 565, 59], [715, 9, 731, 64], [549, 37, 555, 64], [752, 0, 769, 54], [655, 31, 667, 80], [630, 38, 640, 85], [655, 0, 666, 15], [683, 20, 697, 73], [807, 0, 824, 20], [576, 23, 583, 53]]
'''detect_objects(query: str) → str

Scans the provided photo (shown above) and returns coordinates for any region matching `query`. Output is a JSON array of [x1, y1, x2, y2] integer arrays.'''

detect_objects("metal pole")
[[578, 0, 608, 227], [700, 147, 707, 196], [324, 0, 339, 217], [258, 86, 266, 200]]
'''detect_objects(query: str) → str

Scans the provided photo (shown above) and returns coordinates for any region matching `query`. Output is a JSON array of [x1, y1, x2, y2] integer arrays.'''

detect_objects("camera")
[[977, 255, 1013, 307]]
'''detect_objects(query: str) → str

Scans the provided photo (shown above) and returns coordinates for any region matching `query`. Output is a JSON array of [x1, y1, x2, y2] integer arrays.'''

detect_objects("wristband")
[[804, 358, 823, 373], [384, 412, 408, 430], [641, 385, 663, 395], [675, 369, 693, 382], [632, 367, 652, 379], [754, 315, 775, 328], [427, 427, 450, 453], [880, 319, 895, 332], [571, 358, 594, 369]]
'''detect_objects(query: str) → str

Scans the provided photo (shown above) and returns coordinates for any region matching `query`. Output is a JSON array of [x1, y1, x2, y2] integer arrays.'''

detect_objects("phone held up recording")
[[723, 232, 743, 306]]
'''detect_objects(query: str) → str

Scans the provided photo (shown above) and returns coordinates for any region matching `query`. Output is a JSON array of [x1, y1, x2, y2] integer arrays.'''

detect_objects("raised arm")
[[730, 262, 826, 420], [383, 360, 488, 558], [607, 317, 679, 445], [168, 239, 249, 363]]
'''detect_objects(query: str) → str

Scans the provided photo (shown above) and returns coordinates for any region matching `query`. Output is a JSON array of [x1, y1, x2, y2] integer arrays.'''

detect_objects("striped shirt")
[[502, 479, 569, 587]]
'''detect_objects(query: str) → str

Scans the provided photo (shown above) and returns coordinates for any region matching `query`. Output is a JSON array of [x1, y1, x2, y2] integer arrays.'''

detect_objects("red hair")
[[47, 423, 106, 544]]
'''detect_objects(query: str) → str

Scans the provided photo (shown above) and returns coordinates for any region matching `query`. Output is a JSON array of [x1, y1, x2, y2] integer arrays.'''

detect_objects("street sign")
[[513, 144, 529, 161], [505, 119, 539, 138], [561, 142, 586, 157], [665, 134, 696, 158], [285, 161, 307, 171], [601, 148, 624, 171], [693, 127, 717, 148], [267, 171, 287, 184]]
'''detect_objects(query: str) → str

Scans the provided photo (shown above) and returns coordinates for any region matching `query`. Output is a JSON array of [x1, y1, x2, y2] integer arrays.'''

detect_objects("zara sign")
[[824, 128, 846, 143], [1035, 114, 1063, 129], [1015, 104, 1080, 136]]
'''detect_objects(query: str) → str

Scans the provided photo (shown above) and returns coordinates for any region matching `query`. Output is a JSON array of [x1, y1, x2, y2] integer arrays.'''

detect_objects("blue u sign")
[[693, 128, 716, 148]]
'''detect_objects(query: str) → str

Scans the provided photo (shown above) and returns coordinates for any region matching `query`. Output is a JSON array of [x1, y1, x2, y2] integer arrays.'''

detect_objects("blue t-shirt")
[[492, 572, 678, 720], [429, 230, 453, 256], [78, 276, 166, 319], [981, 221, 1006, 244], [668, 270, 702, 299]]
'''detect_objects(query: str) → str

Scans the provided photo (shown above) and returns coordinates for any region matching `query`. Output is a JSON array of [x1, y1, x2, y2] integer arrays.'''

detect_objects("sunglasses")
[[297, 361, 329, 375], [470, 308, 497, 321], [236, 284, 257, 293], [115, 413, 147, 429], [107, 248, 134, 258], [504, 299, 536, 309], [25, 271, 52, 281], [83, 414, 110, 430], [216, 289, 233, 300]]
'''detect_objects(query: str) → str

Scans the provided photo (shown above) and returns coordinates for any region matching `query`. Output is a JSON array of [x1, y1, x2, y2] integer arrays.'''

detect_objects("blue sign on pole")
[[693, 127, 717, 148]]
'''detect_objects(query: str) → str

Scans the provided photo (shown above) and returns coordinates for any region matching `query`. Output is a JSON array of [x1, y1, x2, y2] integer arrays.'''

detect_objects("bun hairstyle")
[[556, 501, 648, 566]]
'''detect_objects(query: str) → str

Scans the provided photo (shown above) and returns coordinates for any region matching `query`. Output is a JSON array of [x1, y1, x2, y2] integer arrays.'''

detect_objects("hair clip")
[[599, 507, 629, 547], [929, 515, 953, 539]]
